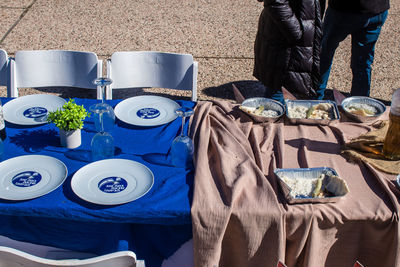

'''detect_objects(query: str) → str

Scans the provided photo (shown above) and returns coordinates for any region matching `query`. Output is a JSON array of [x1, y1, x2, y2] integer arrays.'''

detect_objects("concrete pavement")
[[0, 0, 399, 102]]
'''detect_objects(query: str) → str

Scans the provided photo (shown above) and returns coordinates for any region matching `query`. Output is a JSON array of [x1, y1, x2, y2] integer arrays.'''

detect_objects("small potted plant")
[[47, 99, 90, 149]]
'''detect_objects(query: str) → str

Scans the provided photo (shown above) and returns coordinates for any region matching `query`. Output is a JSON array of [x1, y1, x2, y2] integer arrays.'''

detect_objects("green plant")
[[47, 99, 90, 131]]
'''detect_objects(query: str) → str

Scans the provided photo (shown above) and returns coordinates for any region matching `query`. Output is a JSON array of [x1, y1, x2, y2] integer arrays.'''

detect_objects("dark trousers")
[[317, 6, 388, 99]]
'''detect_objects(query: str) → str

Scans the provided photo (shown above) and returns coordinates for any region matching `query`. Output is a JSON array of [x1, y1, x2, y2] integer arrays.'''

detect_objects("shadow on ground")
[[203, 82, 392, 105], [202, 80, 267, 101]]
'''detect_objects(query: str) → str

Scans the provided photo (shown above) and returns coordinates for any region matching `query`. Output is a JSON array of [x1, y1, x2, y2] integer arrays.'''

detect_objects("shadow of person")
[[202, 80, 267, 101]]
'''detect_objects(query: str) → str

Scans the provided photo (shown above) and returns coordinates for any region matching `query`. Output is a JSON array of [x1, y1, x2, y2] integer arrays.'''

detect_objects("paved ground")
[[0, 0, 399, 103]]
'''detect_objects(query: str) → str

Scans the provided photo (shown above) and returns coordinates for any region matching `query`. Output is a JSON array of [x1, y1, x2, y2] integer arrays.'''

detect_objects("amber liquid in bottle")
[[383, 112, 400, 160]]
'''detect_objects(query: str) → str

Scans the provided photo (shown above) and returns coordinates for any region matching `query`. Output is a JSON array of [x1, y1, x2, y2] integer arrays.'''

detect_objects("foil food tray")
[[341, 96, 386, 123], [240, 97, 285, 123], [285, 100, 340, 126], [274, 167, 349, 204]]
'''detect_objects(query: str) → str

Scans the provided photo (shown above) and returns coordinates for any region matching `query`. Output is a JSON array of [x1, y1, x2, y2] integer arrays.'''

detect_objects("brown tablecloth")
[[189, 100, 399, 267]]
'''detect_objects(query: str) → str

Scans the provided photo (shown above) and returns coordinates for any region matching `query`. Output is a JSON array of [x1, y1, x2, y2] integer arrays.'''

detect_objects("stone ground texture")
[[0, 0, 399, 103]]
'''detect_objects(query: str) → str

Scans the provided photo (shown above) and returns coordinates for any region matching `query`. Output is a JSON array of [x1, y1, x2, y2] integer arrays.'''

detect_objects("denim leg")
[[350, 11, 388, 96], [317, 7, 353, 99], [270, 89, 284, 104]]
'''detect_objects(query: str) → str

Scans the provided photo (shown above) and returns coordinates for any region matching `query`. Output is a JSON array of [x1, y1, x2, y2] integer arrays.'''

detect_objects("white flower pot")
[[59, 129, 81, 149]]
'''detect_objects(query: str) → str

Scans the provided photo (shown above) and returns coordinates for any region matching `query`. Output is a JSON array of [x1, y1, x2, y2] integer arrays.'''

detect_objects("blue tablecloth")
[[0, 97, 195, 267]]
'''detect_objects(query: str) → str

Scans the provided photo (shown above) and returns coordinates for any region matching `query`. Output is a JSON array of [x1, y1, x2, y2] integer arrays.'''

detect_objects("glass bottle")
[[383, 88, 400, 160]]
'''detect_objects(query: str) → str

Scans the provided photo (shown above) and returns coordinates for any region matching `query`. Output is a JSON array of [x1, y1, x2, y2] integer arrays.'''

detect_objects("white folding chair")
[[106, 51, 198, 101], [9, 50, 103, 99], [0, 246, 137, 267], [0, 49, 9, 88]]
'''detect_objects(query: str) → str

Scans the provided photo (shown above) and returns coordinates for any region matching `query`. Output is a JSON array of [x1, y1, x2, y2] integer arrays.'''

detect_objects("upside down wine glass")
[[170, 107, 194, 168], [90, 78, 115, 161]]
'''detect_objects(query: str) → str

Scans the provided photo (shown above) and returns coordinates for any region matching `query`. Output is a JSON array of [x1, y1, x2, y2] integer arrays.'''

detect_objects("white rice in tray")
[[287, 106, 308, 119], [281, 176, 320, 198]]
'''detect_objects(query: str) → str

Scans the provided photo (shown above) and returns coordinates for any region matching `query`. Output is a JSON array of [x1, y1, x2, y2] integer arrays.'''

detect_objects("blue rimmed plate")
[[71, 159, 154, 205], [0, 155, 68, 200], [3, 94, 66, 125], [114, 95, 180, 126]]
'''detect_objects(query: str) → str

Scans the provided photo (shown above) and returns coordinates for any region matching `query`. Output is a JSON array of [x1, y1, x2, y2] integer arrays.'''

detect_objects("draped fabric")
[[190, 100, 398, 267]]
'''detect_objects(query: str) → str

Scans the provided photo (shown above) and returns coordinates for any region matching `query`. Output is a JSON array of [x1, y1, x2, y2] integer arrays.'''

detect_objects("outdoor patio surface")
[[0, 0, 399, 102]]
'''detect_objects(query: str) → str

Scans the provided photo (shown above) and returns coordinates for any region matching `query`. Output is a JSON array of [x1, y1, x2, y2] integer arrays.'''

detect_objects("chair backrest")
[[0, 49, 8, 87], [9, 50, 103, 99], [0, 246, 136, 267], [107, 51, 198, 101]]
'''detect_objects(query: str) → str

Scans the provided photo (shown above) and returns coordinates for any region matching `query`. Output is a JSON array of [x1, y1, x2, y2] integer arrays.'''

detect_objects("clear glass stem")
[[101, 85, 105, 104], [180, 116, 185, 137], [100, 112, 104, 133]]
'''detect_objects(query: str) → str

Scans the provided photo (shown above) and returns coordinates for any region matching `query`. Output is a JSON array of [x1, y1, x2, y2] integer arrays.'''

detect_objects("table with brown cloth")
[[189, 100, 399, 267]]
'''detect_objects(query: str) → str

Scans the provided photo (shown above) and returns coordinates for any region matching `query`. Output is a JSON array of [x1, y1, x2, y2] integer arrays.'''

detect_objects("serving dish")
[[274, 167, 349, 204], [239, 97, 285, 123], [341, 96, 386, 123], [285, 100, 340, 126]]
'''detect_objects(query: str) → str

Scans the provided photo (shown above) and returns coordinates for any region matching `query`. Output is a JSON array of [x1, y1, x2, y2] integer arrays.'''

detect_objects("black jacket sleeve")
[[264, 0, 302, 44]]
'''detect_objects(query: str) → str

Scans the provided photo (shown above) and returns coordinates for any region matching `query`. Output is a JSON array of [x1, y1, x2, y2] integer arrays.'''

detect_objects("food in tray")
[[240, 105, 279, 117], [281, 173, 349, 198], [287, 103, 334, 120], [343, 103, 378, 117]]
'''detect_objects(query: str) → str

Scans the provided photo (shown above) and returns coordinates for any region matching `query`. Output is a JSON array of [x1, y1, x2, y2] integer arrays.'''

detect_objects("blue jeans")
[[317, 7, 388, 99]]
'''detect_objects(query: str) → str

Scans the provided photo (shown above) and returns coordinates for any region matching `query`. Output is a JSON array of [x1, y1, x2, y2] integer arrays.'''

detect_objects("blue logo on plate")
[[12, 171, 42, 187], [137, 108, 160, 119], [98, 177, 127, 193], [23, 107, 48, 118]]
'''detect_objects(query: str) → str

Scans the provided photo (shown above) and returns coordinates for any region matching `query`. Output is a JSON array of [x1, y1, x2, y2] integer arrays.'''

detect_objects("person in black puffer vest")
[[317, 0, 390, 99], [253, 0, 325, 103]]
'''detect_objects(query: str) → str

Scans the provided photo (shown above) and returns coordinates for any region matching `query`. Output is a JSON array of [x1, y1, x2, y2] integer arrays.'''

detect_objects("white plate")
[[71, 159, 154, 205], [0, 155, 68, 200], [3, 94, 66, 125], [114, 95, 180, 126]]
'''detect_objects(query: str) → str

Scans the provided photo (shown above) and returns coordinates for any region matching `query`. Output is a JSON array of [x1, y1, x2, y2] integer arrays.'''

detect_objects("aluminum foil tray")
[[341, 96, 386, 123], [240, 97, 285, 123], [285, 100, 340, 126], [274, 167, 349, 204]]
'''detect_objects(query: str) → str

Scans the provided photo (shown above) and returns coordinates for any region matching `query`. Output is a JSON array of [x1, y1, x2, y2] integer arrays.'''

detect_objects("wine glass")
[[90, 78, 115, 161], [89, 77, 115, 132], [91, 131, 114, 161], [170, 107, 194, 168]]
